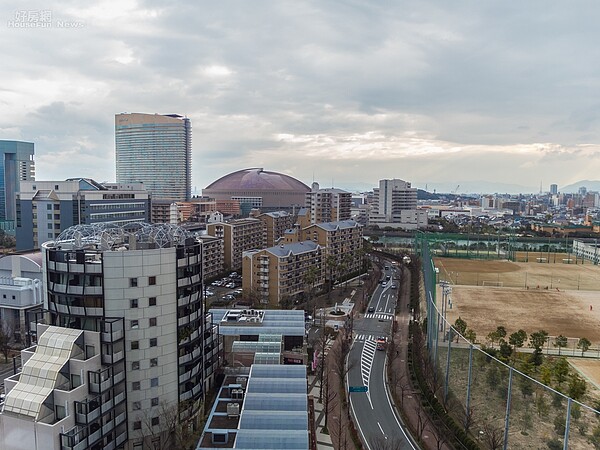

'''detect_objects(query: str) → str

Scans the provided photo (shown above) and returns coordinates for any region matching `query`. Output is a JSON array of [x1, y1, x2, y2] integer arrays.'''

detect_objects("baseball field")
[[436, 257, 600, 339]]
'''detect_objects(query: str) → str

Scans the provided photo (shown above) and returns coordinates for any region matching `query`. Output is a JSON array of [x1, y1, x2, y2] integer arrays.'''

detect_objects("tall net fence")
[[416, 233, 600, 449]]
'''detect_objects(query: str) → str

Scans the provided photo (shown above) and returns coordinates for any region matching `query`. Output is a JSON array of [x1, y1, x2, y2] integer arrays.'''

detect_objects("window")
[[47, 204, 52, 210], [150, 358, 158, 367], [130, 320, 139, 329], [132, 361, 140, 370], [55, 185, 59, 190], [151, 417, 160, 426], [12, 295, 15, 299], [149, 317, 157, 327], [133, 401, 141, 410], [130, 278, 138, 287], [151, 397, 159, 407], [132, 381, 141, 391], [149, 297, 157, 306], [149, 276, 156, 285], [133, 421, 142, 430], [71, 374, 82, 388], [150, 377, 158, 387], [131, 341, 139, 350], [56, 405, 66, 420], [130, 299, 138, 308], [149, 338, 157, 347]]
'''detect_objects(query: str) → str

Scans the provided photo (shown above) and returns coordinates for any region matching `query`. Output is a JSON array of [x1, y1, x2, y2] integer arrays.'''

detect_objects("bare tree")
[[0, 320, 14, 363], [392, 371, 411, 408], [139, 401, 178, 450], [329, 331, 355, 391], [481, 421, 504, 450], [414, 404, 428, 440]]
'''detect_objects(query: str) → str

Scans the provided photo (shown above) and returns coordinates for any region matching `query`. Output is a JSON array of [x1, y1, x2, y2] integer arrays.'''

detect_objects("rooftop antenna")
[[539, 180, 543, 194]]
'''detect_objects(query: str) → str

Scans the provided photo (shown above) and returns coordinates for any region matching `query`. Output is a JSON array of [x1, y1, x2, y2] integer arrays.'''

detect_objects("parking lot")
[[206, 272, 243, 307]]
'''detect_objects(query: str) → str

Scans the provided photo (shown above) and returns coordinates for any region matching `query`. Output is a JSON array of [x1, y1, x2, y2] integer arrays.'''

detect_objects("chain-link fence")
[[416, 233, 600, 449]]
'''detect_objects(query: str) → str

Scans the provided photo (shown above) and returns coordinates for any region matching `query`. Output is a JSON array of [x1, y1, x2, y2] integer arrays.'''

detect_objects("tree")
[[568, 373, 587, 401], [325, 255, 337, 296], [481, 421, 504, 450], [454, 317, 467, 335], [303, 265, 320, 317], [0, 320, 14, 363], [498, 339, 513, 362], [487, 326, 507, 348], [554, 335, 568, 355], [529, 330, 549, 366], [509, 329, 528, 350], [553, 357, 570, 386], [577, 337, 592, 356], [464, 328, 477, 344]]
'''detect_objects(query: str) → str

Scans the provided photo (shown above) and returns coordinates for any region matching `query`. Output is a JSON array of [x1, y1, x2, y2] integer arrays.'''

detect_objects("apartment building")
[[0, 253, 43, 345], [242, 241, 324, 306], [198, 235, 225, 281], [15, 178, 150, 251], [305, 183, 352, 225], [300, 220, 363, 283], [207, 219, 266, 271], [0, 324, 115, 450], [7, 222, 222, 449], [257, 211, 294, 247]]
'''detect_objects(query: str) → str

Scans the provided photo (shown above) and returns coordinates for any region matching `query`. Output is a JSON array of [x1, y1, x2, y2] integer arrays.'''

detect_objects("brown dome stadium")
[[203, 168, 309, 211]]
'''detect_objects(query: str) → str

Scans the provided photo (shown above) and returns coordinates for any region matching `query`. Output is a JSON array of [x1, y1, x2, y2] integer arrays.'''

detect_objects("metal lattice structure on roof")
[[55, 222, 193, 250]]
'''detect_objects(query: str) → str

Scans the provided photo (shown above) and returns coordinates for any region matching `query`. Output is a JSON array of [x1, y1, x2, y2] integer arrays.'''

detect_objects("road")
[[348, 263, 418, 450]]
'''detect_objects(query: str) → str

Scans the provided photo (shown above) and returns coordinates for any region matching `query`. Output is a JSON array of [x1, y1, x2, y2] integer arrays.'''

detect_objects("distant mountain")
[[559, 180, 600, 193]]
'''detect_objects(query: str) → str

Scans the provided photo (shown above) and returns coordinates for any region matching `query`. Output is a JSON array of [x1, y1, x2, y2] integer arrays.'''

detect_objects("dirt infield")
[[434, 257, 600, 291], [570, 358, 600, 390], [445, 285, 600, 342]]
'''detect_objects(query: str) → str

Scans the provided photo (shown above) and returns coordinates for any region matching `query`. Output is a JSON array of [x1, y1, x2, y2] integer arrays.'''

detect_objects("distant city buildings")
[[0, 140, 35, 223], [15, 178, 150, 251], [115, 113, 192, 202], [369, 179, 428, 230], [550, 184, 558, 195]]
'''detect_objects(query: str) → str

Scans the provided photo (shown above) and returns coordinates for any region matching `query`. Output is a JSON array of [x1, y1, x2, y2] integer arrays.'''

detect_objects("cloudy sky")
[[2, 1, 600, 194]]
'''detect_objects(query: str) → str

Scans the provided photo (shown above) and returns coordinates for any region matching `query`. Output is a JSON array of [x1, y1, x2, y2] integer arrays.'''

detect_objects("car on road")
[[368, 306, 375, 313], [391, 284, 397, 289]]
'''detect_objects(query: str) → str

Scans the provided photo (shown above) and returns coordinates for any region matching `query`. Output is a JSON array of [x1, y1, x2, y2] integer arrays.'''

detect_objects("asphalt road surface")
[[348, 264, 418, 450]]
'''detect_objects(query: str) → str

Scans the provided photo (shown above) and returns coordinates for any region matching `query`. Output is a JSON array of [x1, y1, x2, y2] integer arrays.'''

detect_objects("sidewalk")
[[308, 374, 334, 450]]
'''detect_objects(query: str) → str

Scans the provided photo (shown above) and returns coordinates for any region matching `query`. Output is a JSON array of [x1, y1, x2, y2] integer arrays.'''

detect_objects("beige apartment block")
[[198, 235, 224, 281], [305, 183, 352, 225], [242, 241, 325, 306], [258, 211, 294, 247], [207, 218, 266, 270], [300, 220, 363, 283]]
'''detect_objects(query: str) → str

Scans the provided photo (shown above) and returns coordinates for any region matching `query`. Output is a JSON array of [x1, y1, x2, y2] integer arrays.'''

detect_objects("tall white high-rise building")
[[369, 178, 427, 229], [115, 113, 191, 201]]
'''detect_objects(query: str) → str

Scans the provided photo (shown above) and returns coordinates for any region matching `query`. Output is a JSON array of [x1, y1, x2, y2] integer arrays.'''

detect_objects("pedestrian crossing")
[[354, 334, 382, 342], [364, 312, 393, 320]]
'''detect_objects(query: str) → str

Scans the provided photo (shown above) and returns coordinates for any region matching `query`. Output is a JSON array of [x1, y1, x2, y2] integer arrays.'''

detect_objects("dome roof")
[[205, 168, 310, 192]]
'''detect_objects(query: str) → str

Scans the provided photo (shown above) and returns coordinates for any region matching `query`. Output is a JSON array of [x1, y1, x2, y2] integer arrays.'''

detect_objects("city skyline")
[[2, 2, 600, 193]]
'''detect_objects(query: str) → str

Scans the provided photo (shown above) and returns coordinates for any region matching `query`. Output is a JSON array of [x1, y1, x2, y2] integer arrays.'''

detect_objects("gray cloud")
[[1, 1, 600, 192]]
